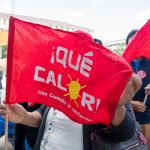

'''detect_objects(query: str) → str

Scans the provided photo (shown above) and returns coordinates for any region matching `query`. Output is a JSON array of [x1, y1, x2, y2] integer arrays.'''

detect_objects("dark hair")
[[126, 29, 138, 45], [94, 38, 103, 45]]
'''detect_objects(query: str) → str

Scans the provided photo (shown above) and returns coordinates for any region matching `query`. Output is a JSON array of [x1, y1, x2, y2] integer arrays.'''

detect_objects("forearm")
[[111, 73, 142, 126], [110, 105, 136, 141], [22, 111, 42, 127], [111, 106, 126, 126]]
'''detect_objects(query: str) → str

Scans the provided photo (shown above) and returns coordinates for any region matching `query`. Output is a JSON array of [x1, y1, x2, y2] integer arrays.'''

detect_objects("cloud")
[[133, 8, 150, 28], [0, 1, 11, 12], [92, 0, 104, 4], [66, 11, 86, 19], [135, 8, 150, 22]]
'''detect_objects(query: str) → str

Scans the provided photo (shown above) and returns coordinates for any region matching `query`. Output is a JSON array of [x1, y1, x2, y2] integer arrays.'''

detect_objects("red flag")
[[6, 17, 133, 125], [122, 19, 150, 63]]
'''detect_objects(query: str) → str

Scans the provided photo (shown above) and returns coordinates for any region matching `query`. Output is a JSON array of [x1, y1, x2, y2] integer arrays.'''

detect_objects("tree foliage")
[[1, 45, 7, 58]]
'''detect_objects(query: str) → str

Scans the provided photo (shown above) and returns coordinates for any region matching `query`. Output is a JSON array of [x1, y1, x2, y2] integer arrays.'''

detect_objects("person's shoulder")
[[147, 58, 150, 63], [143, 57, 150, 61], [143, 58, 150, 66]]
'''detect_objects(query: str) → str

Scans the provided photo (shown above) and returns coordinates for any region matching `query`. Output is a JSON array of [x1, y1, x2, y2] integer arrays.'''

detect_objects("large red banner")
[[6, 17, 133, 125], [122, 19, 150, 63]]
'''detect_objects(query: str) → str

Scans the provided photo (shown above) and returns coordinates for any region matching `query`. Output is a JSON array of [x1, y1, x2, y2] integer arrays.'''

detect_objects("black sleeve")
[[26, 103, 41, 148], [14, 124, 27, 150], [109, 102, 136, 141], [14, 103, 28, 150], [36, 105, 47, 117]]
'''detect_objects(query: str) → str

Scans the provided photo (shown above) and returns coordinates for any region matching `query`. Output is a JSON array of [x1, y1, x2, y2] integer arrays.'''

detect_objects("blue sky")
[[0, 0, 150, 43]]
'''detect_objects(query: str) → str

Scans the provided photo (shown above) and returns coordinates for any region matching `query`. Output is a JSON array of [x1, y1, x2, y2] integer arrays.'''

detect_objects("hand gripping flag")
[[6, 17, 133, 125], [122, 19, 150, 63]]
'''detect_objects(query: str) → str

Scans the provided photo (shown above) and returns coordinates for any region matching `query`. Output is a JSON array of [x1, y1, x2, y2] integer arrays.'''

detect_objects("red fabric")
[[6, 17, 133, 125], [122, 19, 150, 63], [73, 30, 93, 41]]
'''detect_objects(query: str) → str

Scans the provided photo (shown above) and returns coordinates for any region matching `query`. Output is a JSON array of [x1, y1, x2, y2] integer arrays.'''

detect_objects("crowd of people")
[[0, 28, 150, 150], [126, 29, 150, 149]]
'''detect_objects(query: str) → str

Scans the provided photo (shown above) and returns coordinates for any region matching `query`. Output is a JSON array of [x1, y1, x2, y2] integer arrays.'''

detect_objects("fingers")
[[0, 104, 7, 118], [145, 90, 150, 95], [0, 104, 13, 115], [145, 84, 150, 95], [0, 104, 7, 111], [131, 101, 146, 112], [133, 105, 146, 112]]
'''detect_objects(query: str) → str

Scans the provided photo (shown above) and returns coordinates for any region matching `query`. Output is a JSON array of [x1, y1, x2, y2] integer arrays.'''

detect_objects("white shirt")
[[40, 108, 83, 150]]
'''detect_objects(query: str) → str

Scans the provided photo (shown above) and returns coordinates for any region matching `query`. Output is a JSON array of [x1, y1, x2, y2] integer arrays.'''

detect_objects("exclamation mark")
[[96, 98, 101, 112], [50, 46, 55, 64]]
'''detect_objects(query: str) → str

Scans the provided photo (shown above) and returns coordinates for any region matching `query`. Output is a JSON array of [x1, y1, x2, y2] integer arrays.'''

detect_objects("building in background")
[[0, 12, 93, 32], [104, 39, 126, 55], [0, 18, 8, 31], [0, 12, 93, 73], [0, 13, 128, 58]]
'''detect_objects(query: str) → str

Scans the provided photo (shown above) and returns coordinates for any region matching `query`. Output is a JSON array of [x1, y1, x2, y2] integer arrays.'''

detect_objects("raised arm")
[[112, 73, 142, 126], [0, 104, 42, 127]]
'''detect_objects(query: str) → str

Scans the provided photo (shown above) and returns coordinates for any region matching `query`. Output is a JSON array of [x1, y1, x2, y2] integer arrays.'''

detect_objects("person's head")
[[73, 30, 93, 41], [94, 38, 103, 45], [126, 29, 143, 60], [126, 29, 138, 45]]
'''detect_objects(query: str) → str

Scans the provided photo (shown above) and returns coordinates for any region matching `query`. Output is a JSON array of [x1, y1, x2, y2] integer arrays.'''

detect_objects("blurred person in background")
[[0, 70, 15, 150], [14, 102, 41, 150], [126, 29, 150, 149]]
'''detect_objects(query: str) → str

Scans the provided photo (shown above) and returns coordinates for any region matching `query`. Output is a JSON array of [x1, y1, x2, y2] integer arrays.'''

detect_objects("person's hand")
[[0, 103, 28, 124], [118, 73, 142, 107], [145, 83, 150, 95], [131, 100, 146, 112]]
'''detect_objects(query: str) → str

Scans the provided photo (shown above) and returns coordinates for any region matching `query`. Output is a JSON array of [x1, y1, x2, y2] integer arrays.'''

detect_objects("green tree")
[[1, 45, 7, 58]]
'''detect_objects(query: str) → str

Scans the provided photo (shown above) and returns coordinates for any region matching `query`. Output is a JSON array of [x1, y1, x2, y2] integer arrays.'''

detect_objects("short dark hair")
[[94, 38, 103, 45], [126, 29, 138, 45]]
